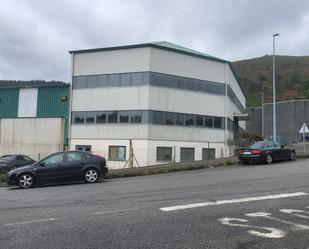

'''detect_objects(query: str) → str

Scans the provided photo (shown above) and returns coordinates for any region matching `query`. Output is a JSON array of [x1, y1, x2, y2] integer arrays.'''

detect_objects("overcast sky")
[[1, 0, 309, 82]]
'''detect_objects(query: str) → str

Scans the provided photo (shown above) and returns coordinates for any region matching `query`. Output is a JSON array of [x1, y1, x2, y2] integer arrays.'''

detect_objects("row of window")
[[72, 71, 245, 113], [72, 110, 233, 130], [76, 145, 215, 162]]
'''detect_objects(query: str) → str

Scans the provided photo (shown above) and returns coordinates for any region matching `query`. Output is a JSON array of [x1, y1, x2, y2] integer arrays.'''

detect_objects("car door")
[[61, 152, 85, 179], [35, 153, 66, 182], [266, 142, 281, 160]]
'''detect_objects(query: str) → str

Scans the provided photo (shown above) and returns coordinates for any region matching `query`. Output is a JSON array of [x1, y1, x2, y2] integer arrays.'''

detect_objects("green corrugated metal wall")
[[0, 89, 19, 118], [37, 86, 70, 145]]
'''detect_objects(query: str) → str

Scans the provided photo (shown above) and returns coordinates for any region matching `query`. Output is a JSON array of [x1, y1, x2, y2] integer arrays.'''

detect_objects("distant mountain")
[[232, 55, 309, 107]]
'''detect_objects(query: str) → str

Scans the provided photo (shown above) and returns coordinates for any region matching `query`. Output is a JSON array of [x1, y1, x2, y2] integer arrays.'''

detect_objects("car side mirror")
[[281, 145, 284, 149], [39, 162, 45, 167]]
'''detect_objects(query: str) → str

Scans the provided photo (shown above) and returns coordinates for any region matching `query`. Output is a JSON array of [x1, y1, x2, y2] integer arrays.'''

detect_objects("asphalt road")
[[0, 159, 309, 249]]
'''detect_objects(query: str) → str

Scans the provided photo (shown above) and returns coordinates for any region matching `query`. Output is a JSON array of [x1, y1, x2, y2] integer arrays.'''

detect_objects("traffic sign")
[[299, 123, 309, 134]]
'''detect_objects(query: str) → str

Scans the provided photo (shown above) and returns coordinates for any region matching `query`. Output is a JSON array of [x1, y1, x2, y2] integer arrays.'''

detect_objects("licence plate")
[[243, 151, 251, 155]]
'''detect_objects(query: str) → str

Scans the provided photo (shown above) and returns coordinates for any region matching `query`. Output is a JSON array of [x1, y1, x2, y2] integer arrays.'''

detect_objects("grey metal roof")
[[0, 80, 69, 89]]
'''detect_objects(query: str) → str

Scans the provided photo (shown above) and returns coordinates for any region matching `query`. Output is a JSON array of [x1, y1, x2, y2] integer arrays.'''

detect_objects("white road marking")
[[279, 209, 309, 219], [94, 208, 134, 215], [219, 217, 285, 239], [4, 218, 59, 226], [245, 212, 309, 230], [160, 192, 307, 212]]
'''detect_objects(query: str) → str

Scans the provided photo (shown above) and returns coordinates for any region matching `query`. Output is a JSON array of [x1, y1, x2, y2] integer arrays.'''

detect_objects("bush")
[[0, 173, 6, 183]]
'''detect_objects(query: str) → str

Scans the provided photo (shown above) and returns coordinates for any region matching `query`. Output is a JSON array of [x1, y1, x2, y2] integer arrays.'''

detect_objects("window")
[[202, 148, 216, 160], [130, 111, 142, 123], [132, 72, 143, 85], [98, 75, 109, 87], [74, 76, 87, 88], [86, 112, 95, 124], [87, 75, 98, 88], [196, 115, 204, 127], [109, 74, 120, 86], [107, 111, 118, 123], [120, 73, 131, 86], [76, 145, 92, 152], [67, 152, 83, 162], [165, 112, 174, 125], [42, 153, 64, 166], [73, 112, 85, 124], [205, 116, 213, 128], [96, 112, 106, 124], [151, 111, 164, 125], [175, 113, 184, 126], [214, 117, 224, 129], [108, 146, 126, 161], [119, 111, 130, 123], [185, 114, 195, 126], [156, 147, 173, 161], [180, 148, 195, 162]]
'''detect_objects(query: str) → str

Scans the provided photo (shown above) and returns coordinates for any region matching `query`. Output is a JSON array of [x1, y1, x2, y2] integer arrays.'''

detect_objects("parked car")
[[238, 141, 296, 165], [0, 155, 36, 173], [6, 151, 108, 189]]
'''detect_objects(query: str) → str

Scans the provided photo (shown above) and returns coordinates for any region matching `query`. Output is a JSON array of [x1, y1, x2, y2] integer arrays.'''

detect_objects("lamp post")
[[272, 33, 279, 143]]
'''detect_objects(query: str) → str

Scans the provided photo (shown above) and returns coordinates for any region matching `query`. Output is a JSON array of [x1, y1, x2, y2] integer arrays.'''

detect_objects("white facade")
[[69, 42, 246, 169]]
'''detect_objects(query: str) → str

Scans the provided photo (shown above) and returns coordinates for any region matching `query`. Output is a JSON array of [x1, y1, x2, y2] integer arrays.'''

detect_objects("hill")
[[232, 55, 309, 107]]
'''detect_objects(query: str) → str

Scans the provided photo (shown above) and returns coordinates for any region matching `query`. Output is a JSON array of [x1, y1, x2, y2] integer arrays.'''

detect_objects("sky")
[[1, 0, 309, 82]]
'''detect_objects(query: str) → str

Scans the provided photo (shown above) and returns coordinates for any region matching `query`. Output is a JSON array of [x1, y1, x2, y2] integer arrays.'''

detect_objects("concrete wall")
[[247, 100, 309, 144], [0, 118, 64, 160]]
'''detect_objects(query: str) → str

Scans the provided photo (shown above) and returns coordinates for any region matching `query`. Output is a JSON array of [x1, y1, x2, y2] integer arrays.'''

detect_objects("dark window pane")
[[185, 114, 195, 126], [109, 74, 120, 86], [120, 73, 131, 86], [142, 72, 150, 85], [204, 82, 214, 93], [87, 75, 98, 88], [152, 73, 165, 87], [132, 72, 143, 85], [130, 111, 142, 123], [96, 112, 106, 124], [156, 147, 173, 161], [73, 112, 85, 124], [165, 112, 174, 125], [108, 146, 126, 161], [196, 81, 204, 91], [98, 75, 109, 87], [196, 115, 204, 126], [151, 111, 164, 125], [180, 148, 195, 162], [86, 112, 95, 124], [184, 79, 196, 91], [165, 75, 179, 88], [175, 113, 184, 126], [214, 117, 223, 129], [75, 76, 87, 88], [205, 116, 213, 128], [107, 112, 118, 123], [202, 148, 216, 160], [119, 111, 130, 123]]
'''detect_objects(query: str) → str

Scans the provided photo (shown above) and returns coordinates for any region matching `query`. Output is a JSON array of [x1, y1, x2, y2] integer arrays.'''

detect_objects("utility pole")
[[262, 91, 264, 138], [272, 33, 279, 142]]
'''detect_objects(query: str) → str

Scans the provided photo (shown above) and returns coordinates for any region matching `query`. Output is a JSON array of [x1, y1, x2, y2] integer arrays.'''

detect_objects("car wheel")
[[266, 154, 273, 164], [289, 151, 296, 161], [18, 174, 34, 189], [84, 168, 98, 183]]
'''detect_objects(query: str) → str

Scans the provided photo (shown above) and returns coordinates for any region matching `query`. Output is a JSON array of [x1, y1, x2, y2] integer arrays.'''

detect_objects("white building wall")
[[149, 48, 226, 83], [73, 47, 151, 76], [71, 86, 150, 111], [148, 86, 225, 116]]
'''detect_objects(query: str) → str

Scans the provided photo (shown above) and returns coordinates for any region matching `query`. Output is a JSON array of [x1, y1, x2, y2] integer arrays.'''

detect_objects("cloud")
[[0, 0, 308, 81]]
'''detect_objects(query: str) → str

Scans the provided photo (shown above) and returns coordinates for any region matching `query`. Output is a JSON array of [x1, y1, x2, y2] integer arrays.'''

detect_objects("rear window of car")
[[0, 155, 15, 162], [249, 141, 266, 149]]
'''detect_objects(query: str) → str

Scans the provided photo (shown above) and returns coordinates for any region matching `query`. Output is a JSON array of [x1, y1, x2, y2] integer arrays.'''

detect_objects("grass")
[[0, 173, 6, 184]]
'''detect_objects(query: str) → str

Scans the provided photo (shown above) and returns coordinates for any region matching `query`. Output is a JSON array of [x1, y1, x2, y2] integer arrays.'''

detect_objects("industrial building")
[[247, 99, 309, 145], [0, 81, 69, 159], [69, 41, 246, 169]]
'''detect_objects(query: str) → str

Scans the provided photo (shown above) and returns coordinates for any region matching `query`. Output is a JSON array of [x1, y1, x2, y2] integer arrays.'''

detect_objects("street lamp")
[[272, 33, 279, 143]]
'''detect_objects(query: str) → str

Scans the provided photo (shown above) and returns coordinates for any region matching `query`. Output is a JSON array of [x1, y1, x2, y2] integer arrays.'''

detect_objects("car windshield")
[[249, 141, 266, 149]]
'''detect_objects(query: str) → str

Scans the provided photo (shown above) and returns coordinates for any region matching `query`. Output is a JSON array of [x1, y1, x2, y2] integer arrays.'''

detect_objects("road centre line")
[[159, 192, 307, 212], [4, 218, 59, 226], [94, 208, 135, 215]]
